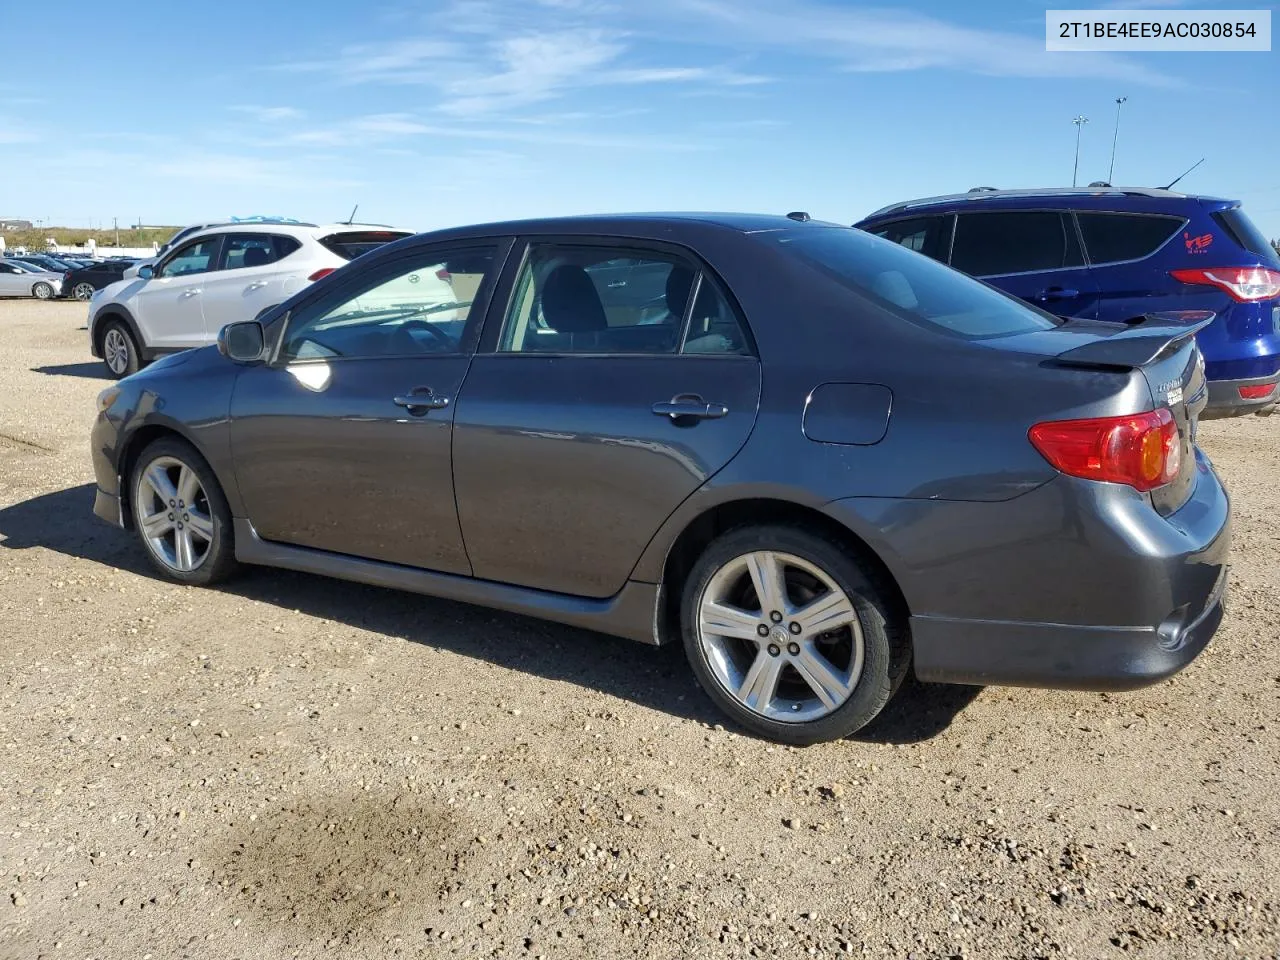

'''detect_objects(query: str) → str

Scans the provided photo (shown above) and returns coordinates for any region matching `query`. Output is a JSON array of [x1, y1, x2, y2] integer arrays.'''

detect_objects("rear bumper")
[[1202, 374, 1279, 419], [824, 448, 1231, 691]]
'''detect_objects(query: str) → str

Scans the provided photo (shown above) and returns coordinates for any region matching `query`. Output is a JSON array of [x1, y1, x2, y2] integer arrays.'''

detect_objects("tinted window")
[[1077, 213, 1182, 265], [500, 243, 750, 356], [768, 226, 1060, 339], [220, 233, 301, 270], [951, 212, 1081, 276], [1211, 207, 1280, 266], [867, 216, 953, 262], [279, 244, 497, 362], [159, 238, 219, 278], [319, 230, 414, 261]]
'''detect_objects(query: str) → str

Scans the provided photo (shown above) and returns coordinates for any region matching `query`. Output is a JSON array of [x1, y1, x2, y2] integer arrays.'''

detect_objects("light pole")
[[1072, 115, 1089, 187], [1108, 97, 1127, 184]]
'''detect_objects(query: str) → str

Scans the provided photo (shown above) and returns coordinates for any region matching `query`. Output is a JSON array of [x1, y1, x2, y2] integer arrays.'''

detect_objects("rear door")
[[951, 210, 1098, 319], [452, 238, 762, 599], [199, 233, 303, 331]]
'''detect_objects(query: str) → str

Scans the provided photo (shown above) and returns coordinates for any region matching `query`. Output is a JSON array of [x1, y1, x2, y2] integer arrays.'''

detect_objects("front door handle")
[[179, 289, 201, 299], [394, 388, 450, 413], [652, 393, 729, 421], [1037, 287, 1078, 301]]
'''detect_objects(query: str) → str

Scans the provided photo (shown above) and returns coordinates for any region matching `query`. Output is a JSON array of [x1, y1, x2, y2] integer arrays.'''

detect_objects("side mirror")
[[218, 321, 266, 363], [137, 264, 154, 279]]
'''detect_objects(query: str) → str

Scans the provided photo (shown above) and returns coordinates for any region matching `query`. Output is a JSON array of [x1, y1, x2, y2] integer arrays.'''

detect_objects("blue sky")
[[3, 0, 1278, 236]]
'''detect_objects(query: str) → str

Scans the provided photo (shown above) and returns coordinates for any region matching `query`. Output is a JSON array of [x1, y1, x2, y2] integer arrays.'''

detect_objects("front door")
[[134, 235, 222, 349], [950, 210, 1099, 320], [452, 239, 762, 599], [229, 240, 507, 573]]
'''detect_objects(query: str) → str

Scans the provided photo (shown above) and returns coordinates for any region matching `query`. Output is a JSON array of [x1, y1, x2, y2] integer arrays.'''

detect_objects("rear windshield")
[[320, 230, 413, 261], [778, 226, 1060, 339], [1211, 207, 1280, 266]]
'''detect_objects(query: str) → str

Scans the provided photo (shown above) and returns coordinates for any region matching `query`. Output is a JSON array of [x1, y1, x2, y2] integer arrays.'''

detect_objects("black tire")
[[680, 524, 910, 746], [73, 282, 96, 301], [130, 436, 239, 586], [100, 319, 141, 379], [32, 282, 53, 300]]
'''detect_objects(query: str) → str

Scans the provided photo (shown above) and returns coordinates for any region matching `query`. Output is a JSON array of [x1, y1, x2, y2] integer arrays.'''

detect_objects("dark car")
[[89, 214, 1230, 744], [855, 187, 1280, 418], [9, 253, 79, 273], [62, 259, 136, 300]]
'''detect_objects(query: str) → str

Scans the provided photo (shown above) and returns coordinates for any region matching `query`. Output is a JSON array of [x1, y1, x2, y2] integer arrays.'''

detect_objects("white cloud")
[[230, 105, 304, 122], [0, 126, 39, 145]]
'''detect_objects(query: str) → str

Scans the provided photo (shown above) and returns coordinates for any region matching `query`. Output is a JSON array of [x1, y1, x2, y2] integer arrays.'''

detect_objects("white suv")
[[89, 221, 415, 378]]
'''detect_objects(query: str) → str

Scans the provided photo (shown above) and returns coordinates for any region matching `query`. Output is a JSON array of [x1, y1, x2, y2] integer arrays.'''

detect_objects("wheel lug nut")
[[756, 624, 769, 638], [167, 513, 174, 521], [787, 642, 800, 656], [788, 622, 801, 635], [767, 644, 780, 657], [169, 500, 175, 507], [769, 611, 783, 623]]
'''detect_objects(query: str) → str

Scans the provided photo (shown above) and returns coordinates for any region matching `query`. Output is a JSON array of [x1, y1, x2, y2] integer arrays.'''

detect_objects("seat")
[[665, 266, 695, 319], [541, 265, 607, 333], [242, 246, 271, 268]]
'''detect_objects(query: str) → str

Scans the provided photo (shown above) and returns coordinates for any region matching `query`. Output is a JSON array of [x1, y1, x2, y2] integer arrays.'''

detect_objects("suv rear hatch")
[[319, 229, 413, 261], [1048, 312, 1212, 514]]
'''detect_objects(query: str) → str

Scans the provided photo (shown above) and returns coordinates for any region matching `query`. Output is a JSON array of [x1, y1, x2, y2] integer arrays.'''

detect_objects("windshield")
[[770, 226, 1062, 339]]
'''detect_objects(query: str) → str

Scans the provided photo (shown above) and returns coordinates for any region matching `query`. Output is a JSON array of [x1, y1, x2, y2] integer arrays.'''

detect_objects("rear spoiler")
[[1055, 312, 1214, 370]]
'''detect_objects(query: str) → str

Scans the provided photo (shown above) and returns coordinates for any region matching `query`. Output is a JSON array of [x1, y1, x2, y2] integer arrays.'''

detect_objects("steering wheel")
[[393, 319, 455, 352]]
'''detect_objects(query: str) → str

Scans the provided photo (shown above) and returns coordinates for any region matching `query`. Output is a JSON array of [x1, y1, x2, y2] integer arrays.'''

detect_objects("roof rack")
[[863, 185, 1186, 220]]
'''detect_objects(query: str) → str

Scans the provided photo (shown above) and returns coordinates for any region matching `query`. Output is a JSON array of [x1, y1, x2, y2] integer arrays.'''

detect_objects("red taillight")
[[1171, 266, 1280, 302], [1238, 383, 1276, 400], [308, 268, 336, 282], [1029, 408, 1180, 492]]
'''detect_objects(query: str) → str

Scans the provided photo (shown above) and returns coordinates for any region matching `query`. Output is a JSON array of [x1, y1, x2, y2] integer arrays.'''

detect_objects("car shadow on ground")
[[0, 484, 982, 745], [32, 363, 107, 380]]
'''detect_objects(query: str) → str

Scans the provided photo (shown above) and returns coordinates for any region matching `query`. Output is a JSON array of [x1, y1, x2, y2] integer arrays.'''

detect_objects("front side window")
[[866, 215, 952, 263], [951, 211, 1082, 277], [499, 243, 751, 356], [1077, 212, 1183, 265], [159, 238, 220, 278], [769, 225, 1061, 339], [278, 244, 498, 362]]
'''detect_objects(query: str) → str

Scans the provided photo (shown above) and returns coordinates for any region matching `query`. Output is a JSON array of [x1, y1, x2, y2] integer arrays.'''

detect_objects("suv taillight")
[[1171, 267, 1280, 302], [1029, 408, 1180, 492], [308, 268, 336, 282]]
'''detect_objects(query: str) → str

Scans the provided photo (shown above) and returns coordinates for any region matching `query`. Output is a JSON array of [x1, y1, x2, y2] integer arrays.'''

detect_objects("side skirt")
[[232, 519, 663, 645]]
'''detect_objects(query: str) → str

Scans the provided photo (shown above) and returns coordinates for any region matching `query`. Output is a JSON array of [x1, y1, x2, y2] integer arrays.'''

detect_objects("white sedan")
[[0, 260, 64, 299]]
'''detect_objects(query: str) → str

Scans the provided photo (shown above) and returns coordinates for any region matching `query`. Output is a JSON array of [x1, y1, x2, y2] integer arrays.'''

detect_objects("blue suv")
[[855, 187, 1280, 417]]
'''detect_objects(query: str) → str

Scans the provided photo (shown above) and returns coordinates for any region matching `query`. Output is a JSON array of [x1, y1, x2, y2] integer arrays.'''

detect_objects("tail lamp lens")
[[1029, 408, 1180, 492]]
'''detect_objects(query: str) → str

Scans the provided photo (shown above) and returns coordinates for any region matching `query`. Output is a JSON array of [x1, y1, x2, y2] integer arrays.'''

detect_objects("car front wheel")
[[73, 282, 96, 301], [681, 525, 909, 745], [130, 437, 239, 586], [100, 320, 140, 379]]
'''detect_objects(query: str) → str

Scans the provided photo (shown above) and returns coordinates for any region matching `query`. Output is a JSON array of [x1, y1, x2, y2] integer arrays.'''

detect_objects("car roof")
[[408, 212, 844, 243], [180, 221, 411, 240], [860, 186, 1236, 222]]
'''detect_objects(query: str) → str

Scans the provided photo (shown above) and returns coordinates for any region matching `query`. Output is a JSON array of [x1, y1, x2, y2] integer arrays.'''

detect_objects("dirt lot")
[[1, 299, 1278, 960]]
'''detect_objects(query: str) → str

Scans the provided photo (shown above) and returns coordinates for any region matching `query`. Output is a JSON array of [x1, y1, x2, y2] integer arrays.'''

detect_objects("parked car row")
[[89, 209, 1231, 744], [0, 254, 139, 301]]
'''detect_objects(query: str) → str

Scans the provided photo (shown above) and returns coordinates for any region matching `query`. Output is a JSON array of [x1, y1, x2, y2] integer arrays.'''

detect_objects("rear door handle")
[[246, 281, 269, 291], [1037, 287, 1078, 301], [652, 393, 729, 421], [179, 289, 201, 299], [394, 388, 450, 413]]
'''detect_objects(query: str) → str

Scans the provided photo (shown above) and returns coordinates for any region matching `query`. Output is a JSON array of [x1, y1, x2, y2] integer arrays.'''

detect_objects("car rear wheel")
[[681, 525, 909, 745], [130, 437, 239, 586], [101, 321, 140, 379], [32, 282, 53, 300], [73, 282, 96, 301]]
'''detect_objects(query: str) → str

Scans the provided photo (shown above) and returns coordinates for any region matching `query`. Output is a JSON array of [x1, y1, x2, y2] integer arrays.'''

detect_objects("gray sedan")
[[87, 214, 1230, 744], [0, 259, 63, 299]]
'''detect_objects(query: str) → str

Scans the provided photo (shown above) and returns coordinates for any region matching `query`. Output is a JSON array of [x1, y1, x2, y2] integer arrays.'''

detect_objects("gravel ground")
[[1, 299, 1278, 960]]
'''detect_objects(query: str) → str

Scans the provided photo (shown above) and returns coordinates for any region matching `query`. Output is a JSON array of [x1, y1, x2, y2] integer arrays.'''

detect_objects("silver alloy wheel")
[[103, 328, 129, 375], [134, 456, 215, 573], [32, 283, 52, 300], [697, 550, 864, 723], [74, 282, 95, 300]]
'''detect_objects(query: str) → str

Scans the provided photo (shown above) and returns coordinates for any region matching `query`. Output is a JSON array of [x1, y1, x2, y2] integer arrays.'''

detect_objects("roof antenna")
[[1162, 158, 1204, 191], [344, 204, 359, 225]]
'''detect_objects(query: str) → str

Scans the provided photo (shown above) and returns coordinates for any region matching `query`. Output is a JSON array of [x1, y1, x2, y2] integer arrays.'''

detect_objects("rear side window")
[[1211, 207, 1280, 266], [221, 233, 301, 270], [951, 211, 1082, 276], [320, 230, 413, 261], [865, 215, 952, 263], [770, 226, 1060, 339], [1077, 213, 1183, 265]]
